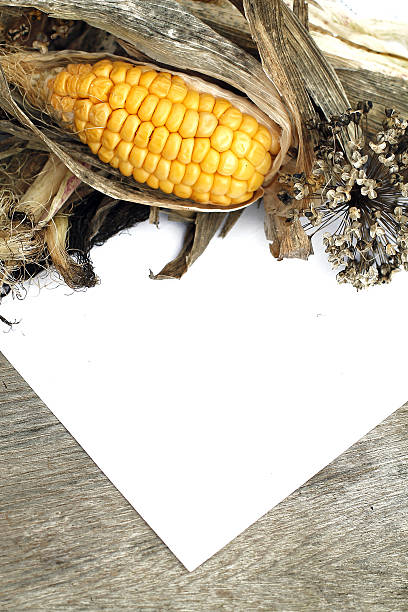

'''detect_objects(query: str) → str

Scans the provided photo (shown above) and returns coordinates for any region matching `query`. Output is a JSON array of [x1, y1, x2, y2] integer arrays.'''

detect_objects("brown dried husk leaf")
[[150, 211, 227, 279], [243, 0, 351, 173]]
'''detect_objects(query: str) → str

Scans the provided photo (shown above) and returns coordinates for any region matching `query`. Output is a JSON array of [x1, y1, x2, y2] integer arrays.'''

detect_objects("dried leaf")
[[151, 212, 226, 279], [264, 189, 312, 260], [244, 0, 350, 130], [292, 0, 308, 30], [244, 0, 316, 174], [219, 209, 245, 238]]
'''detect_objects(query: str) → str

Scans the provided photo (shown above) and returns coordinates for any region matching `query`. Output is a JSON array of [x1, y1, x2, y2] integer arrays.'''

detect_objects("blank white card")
[[1, 202, 407, 571]]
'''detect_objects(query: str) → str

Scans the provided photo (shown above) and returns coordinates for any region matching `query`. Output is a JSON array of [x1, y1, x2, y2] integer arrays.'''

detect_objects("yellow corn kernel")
[[233, 158, 255, 181], [168, 160, 186, 185], [218, 150, 238, 176], [133, 167, 149, 183], [110, 61, 130, 84], [270, 131, 280, 155], [115, 140, 133, 162], [166, 103, 186, 132], [129, 146, 148, 168], [124, 85, 148, 114], [107, 108, 128, 132], [126, 66, 143, 86], [76, 73, 96, 98], [74, 117, 86, 133], [78, 63, 92, 76], [227, 178, 247, 198], [196, 112, 218, 138], [213, 98, 231, 119], [151, 98, 172, 127], [162, 133, 182, 160], [143, 152, 161, 174], [149, 74, 171, 98], [194, 172, 214, 194], [108, 156, 120, 169], [231, 131, 252, 158], [182, 162, 201, 186], [101, 129, 121, 150], [231, 191, 254, 204], [239, 114, 258, 137], [179, 110, 199, 138], [109, 83, 131, 109], [211, 125, 233, 153], [88, 102, 111, 127], [98, 146, 115, 163], [211, 194, 231, 206], [183, 90, 200, 110], [118, 161, 134, 177], [50, 94, 62, 111], [66, 75, 79, 97], [192, 138, 211, 164], [245, 140, 266, 167], [88, 142, 101, 155], [53, 71, 69, 95], [201, 148, 220, 174], [119, 115, 141, 142], [159, 179, 174, 194], [74, 99, 93, 122], [155, 158, 171, 181], [247, 171, 264, 191], [191, 191, 210, 204], [134, 121, 154, 148], [84, 124, 104, 144], [67, 63, 80, 75], [173, 183, 192, 199], [177, 138, 194, 164], [256, 151, 272, 175], [61, 96, 75, 112], [139, 70, 158, 89], [88, 77, 112, 103], [147, 174, 160, 189], [167, 79, 188, 103], [149, 126, 169, 154], [92, 60, 113, 78], [212, 173, 231, 195], [219, 107, 242, 131], [253, 126, 272, 151], [61, 112, 72, 123], [198, 93, 215, 113], [138, 94, 159, 122]]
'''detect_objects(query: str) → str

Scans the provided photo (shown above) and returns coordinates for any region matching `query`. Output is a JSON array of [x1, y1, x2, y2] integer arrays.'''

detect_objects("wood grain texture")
[[1, 350, 408, 610]]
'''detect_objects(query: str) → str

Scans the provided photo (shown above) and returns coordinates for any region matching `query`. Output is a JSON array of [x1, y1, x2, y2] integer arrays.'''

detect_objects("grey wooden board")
[[0, 350, 408, 611]]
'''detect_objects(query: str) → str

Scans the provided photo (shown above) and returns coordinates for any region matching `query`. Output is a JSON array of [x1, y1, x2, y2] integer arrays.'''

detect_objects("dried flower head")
[[280, 104, 408, 289]]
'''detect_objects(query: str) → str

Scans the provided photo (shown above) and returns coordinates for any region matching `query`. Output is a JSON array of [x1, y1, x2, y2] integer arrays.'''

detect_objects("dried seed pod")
[[46, 59, 281, 208]]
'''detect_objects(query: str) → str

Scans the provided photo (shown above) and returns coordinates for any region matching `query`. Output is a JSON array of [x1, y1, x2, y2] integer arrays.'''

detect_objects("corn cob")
[[47, 60, 280, 207]]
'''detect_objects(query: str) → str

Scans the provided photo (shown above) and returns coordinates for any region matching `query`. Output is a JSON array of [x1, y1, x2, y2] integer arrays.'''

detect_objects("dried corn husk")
[[179, 0, 408, 80]]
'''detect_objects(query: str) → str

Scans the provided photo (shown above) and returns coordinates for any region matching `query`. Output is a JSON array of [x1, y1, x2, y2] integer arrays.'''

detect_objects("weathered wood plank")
[[1, 350, 408, 610]]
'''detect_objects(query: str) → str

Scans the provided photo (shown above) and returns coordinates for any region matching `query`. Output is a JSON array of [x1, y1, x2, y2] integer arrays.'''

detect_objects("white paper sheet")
[[1, 203, 407, 571]]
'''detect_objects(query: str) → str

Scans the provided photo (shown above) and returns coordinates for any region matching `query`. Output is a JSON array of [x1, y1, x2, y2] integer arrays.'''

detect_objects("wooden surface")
[[1, 350, 408, 611]]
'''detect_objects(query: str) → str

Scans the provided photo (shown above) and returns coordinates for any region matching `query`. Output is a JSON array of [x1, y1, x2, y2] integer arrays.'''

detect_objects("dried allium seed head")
[[280, 105, 408, 289]]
